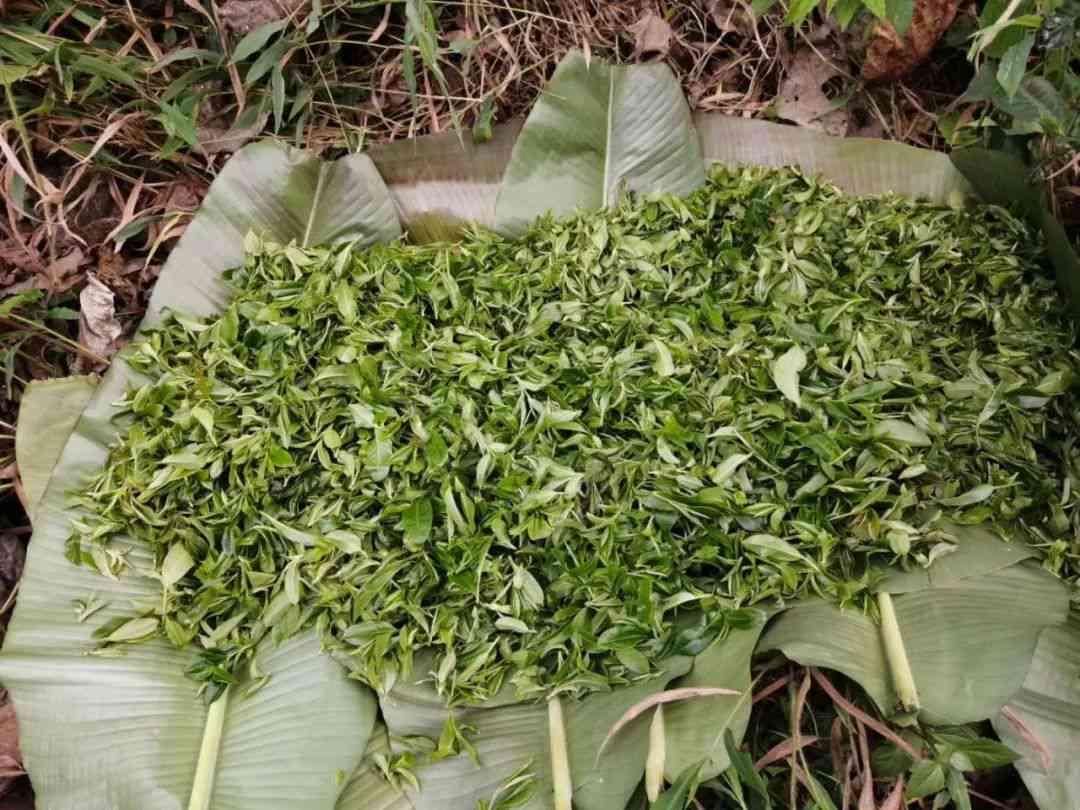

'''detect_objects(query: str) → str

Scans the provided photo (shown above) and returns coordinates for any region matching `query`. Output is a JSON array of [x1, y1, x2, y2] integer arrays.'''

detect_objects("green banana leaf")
[[376, 653, 692, 810], [494, 50, 704, 236], [0, 141, 399, 810], [761, 531, 1068, 725], [951, 147, 1080, 311], [14, 375, 97, 520], [145, 141, 400, 325], [695, 115, 972, 204], [663, 611, 768, 781], [874, 523, 1035, 593], [992, 613, 1080, 810], [337, 724, 411, 810], [369, 121, 521, 243]]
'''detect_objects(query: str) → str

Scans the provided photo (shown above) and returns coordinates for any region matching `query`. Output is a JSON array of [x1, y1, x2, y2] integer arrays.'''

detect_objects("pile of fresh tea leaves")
[[69, 165, 1080, 705]]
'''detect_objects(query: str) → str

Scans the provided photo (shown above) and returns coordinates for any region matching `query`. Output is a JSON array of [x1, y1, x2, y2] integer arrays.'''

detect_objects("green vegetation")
[[69, 166, 1079, 713]]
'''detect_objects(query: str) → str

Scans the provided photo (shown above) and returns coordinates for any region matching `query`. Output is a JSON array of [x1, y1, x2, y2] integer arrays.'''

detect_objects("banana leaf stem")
[[877, 592, 920, 712], [188, 687, 229, 810], [646, 704, 665, 801], [548, 694, 572, 810]]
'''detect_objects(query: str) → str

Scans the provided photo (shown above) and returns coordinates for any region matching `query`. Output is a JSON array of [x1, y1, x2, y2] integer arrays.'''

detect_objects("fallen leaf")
[[708, 0, 757, 35], [197, 112, 270, 155], [776, 47, 848, 136], [78, 275, 123, 366], [999, 705, 1052, 774], [41, 248, 86, 294], [754, 735, 820, 770], [862, 0, 960, 82], [629, 10, 674, 57], [219, 0, 306, 34], [0, 702, 23, 778], [879, 775, 905, 810], [596, 686, 741, 758]]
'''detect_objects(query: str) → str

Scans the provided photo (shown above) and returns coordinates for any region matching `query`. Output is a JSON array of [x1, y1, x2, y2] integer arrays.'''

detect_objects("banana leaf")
[[375, 652, 692, 810], [494, 50, 704, 236], [14, 375, 97, 520], [0, 142, 399, 810], [663, 610, 768, 781], [992, 613, 1080, 810], [336, 724, 411, 810], [951, 147, 1080, 311], [369, 121, 521, 243], [761, 531, 1068, 725], [695, 115, 972, 204]]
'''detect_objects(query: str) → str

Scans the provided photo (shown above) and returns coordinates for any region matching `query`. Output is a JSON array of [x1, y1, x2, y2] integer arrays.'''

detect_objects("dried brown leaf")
[[596, 686, 740, 759], [861, 0, 960, 81], [708, 0, 756, 35], [880, 776, 905, 810], [42, 248, 86, 294], [776, 47, 848, 136], [999, 705, 1052, 774], [754, 735, 820, 770], [629, 10, 674, 58], [0, 702, 22, 777], [78, 275, 123, 365], [219, 0, 305, 34]]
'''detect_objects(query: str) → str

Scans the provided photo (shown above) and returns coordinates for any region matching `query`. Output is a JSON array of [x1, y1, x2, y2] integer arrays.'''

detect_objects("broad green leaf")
[[368, 121, 521, 242], [992, 613, 1080, 810], [0, 624, 375, 810], [886, 0, 914, 35], [146, 140, 400, 325], [863, 0, 886, 18], [994, 76, 1066, 131], [771, 345, 806, 406], [697, 115, 972, 204], [833, 0, 864, 28], [377, 652, 692, 810], [877, 524, 1033, 593], [939, 483, 995, 507], [664, 611, 768, 780], [873, 418, 931, 446], [403, 498, 434, 546], [231, 19, 288, 63], [494, 51, 705, 236], [906, 760, 946, 800], [650, 760, 704, 810], [761, 600, 893, 712], [952, 147, 1080, 311], [0, 139, 400, 807], [762, 561, 1068, 724], [14, 375, 97, 520], [336, 724, 412, 810], [996, 34, 1035, 98], [786, 0, 820, 25]]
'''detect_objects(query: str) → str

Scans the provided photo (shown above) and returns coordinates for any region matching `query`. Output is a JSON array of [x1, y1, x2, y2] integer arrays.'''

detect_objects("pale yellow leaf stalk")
[[548, 694, 572, 810], [877, 592, 920, 712], [646, 704, 665, 802], [188, 687, 230, 810]]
